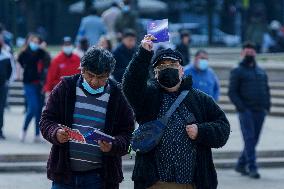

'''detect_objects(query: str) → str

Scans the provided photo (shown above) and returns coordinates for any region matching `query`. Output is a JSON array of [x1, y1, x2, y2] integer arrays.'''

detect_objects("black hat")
[[152, 48, 183, 68]]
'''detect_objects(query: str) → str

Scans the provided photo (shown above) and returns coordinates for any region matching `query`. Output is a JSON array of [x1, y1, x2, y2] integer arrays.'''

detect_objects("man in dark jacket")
[[122, 34, 230, 189], [0, 33, 12, 139], [112, 29, 137, 83], [228, 42, 271, 179], [40, 47, 134, 189]]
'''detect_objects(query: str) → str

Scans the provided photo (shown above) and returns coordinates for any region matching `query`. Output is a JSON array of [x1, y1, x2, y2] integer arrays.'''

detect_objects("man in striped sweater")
[[40, 46, 134, 189]]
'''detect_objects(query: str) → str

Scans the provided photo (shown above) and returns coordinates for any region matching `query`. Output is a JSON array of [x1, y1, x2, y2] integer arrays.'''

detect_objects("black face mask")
[[243, 55, 255, 64], [157, 68, 180, 88]]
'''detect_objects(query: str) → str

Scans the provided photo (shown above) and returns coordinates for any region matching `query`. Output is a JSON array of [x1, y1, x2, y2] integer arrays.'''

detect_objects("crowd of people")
[[0, 2, 273, 188]]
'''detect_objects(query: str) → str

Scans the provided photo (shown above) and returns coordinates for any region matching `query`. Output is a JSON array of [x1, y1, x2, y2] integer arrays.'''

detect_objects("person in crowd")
[[262, 20, 284, 53], [228, 42, 271, 179], [185, 50, 220, 101], [73, 37, 90, 58], [175, 30, 191, 66], [102, 2, 121, 45], [18, 34, 50, 143], [122, 34, 230, 189], [112, 29, 136, 83], [76, 7, 106, 46], [40, 46, 134, 189], [97, 35, 112, 52], [114, 2, 138, 40], [0, 33, 13, 140], [44, 36, 80, 97]]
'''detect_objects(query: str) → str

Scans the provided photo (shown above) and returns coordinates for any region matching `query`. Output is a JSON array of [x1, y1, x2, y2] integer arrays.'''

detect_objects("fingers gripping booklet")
[[61, 125, 115, 144]]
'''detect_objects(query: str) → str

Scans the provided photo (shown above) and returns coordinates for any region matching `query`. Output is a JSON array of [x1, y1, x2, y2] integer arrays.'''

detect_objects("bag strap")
[[163, 90, 189, 123]]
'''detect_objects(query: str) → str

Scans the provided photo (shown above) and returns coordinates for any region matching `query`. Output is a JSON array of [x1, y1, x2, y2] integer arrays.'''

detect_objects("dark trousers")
[[237, 109, 266, 171], [51, 170, 103, 189], [23, 83, 43, 136], [0, 83, 8, 135]]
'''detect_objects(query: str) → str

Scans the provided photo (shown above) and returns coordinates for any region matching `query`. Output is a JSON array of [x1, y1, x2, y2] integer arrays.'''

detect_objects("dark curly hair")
[[80, 46, 116, 75]]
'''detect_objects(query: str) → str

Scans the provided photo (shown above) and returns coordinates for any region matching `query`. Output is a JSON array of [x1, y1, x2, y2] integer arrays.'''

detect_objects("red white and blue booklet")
[[61, 125, 115, 144]]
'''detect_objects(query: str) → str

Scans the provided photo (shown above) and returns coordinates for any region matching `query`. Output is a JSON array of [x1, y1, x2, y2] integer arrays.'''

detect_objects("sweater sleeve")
[[40, 81, 65, 146], [228, 68, 246, 112], [196, 95, 230, 148], [122, 46, 154, 113]]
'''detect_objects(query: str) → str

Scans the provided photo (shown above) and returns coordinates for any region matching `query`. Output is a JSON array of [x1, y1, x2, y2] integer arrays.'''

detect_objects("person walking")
[[0, 33, 13, 139], [122, 34, 230, 189], [175, 30, 191, 66], [40, 46, 134, 189], [112, 29, 136, 83], [76, 7, 106, 46], [185, 49, 220, 101], [44, 37, 80, 96], [18, 34, 50, 142], [228, 42, 271, 179]]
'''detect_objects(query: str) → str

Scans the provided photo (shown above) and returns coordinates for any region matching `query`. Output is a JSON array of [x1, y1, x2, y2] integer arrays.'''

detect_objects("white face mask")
[[63, 45, 73, 55]]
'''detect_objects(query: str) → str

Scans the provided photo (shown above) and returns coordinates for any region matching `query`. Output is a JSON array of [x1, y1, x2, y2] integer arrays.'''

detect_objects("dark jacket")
[[18, 47, 50, 84], [175, 43, 190, 65], [0, 48, 12, 85], [122, 47, 230, 189], [228, 61, 271, 112], [40, 74, 135, 188], [112, 43, 136, 83]]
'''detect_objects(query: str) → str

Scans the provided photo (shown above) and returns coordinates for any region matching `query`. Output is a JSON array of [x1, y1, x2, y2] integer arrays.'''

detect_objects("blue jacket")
[[185, 65, 220, 101]]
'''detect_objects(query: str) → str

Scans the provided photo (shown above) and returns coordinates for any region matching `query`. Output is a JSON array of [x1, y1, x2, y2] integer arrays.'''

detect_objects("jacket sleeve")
[[44, 57, 59, 92], [196, 95, 230, 148], [228, 68, 246, 112], [107, 94, 135, 156], [40, 81, 64, 146], [122, 46, 154, 113], [264, 73, 271, 112], [213, 71, 220, 101]]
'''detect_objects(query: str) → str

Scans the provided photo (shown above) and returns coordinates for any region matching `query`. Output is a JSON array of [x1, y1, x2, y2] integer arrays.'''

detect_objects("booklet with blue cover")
[[147, 19, 170, 43], [62, 125, 115, 144]]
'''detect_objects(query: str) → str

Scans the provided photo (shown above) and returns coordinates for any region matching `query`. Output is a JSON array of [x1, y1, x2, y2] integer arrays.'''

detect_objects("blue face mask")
[[82, 79, 105, 95], [29, 42, 39, 51], [198, 59, 209, 71]]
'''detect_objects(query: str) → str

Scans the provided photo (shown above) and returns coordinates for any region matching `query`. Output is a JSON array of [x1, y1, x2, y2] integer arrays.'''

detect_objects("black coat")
[[228, 61, 271, 112], [40, 74, 135, 188], [122, 47, 230, 189]]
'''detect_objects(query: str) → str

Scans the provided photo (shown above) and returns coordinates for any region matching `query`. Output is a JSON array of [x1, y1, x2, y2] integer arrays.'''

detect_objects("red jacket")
[[44, 52, 80, 92]]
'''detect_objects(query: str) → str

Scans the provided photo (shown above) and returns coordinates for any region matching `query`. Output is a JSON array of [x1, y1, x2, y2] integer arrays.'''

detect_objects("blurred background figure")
[[102, 1, 121, 46], [185, 49, 220, 101], [175, 30, 191, 67], [0, 23, 13, 53], [262, 20, 284, 53], [76, 7, 106, 46], [17, 34, 50, 143], [97, 35, 113, 52], [44, 36, 80, 97], [0, 33, 13, 140], [112, 29, 137, 83], [245, 4, 267, 53], [74, 37, 90, 58], [114, 1, 138, 42]]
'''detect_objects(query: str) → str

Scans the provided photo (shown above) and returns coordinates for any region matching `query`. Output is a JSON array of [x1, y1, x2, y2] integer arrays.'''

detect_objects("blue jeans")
[[51, 170, 103, 189], [23, 84, 43, 136], [237, 109, 266, 171]]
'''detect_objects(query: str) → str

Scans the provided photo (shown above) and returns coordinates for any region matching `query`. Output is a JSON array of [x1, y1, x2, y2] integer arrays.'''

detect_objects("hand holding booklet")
[[61, 125, 114, 144]]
